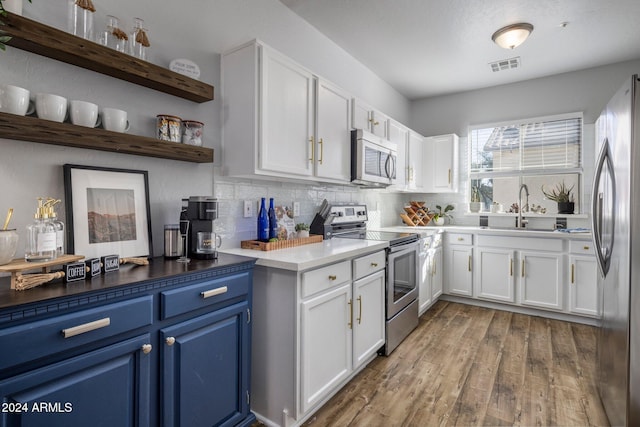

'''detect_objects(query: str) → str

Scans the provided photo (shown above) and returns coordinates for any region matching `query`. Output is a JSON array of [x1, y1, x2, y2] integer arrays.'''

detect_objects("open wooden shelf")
[[3, 13, 214, 103], [0, 112, 214, 163]]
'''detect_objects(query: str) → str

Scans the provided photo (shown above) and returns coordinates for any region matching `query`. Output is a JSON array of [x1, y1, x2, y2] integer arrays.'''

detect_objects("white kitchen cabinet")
[[315, 79, 352, 182], [475, 247, 516, 303], [352, 98, 389, 138], [407, 130, 425, 191], [445, 233, 473, 297], [300, 282, 352, 414], [519, 250, 563, 311], [423, 133, 459, 193], [222, 40, 352, 184], [353, 269, 385, 368], [388, 119, 409, 188], [569, 255, 599, 317]]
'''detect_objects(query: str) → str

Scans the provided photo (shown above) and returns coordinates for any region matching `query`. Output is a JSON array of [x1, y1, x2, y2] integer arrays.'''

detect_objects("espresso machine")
[[180, 196, 219, 259]]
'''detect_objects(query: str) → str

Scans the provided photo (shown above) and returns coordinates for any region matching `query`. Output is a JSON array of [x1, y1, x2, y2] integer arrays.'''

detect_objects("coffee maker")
[[180, 196, 219, 259]]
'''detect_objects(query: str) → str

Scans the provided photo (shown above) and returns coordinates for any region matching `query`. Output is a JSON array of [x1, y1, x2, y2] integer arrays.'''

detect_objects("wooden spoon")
[[2, 208, 13, 230]]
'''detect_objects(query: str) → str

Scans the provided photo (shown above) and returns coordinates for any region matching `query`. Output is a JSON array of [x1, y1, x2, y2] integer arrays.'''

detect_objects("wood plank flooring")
[[300, 301, 609, 427]]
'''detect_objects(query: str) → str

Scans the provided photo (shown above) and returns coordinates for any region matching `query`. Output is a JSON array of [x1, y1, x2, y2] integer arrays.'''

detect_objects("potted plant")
[[0, 0, 32, 50], [431, 204, 454, 226], [295, 222, 310, 238], [542, 181, 575, 214], [469, 186, 481, 213]]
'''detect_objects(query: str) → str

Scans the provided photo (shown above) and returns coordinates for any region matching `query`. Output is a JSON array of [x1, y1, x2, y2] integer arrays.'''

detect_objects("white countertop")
[[377, 225, 592, 239], [219, 238, 388, 271]]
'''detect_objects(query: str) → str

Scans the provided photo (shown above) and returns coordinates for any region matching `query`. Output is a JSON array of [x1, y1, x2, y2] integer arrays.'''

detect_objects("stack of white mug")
[[0, 84, 130, 133]]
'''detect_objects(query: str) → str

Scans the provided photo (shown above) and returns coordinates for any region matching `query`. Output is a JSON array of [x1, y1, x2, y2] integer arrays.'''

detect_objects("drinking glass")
[[177, 219, 190, 263]]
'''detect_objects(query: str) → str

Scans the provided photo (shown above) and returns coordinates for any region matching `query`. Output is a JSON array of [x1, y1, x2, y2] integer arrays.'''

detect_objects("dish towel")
[[554, 227, 591, 233]]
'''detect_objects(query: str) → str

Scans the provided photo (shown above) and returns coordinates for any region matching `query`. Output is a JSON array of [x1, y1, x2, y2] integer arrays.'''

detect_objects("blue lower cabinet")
[[161, 302, 250, 427], [0, 334, 151, 427]]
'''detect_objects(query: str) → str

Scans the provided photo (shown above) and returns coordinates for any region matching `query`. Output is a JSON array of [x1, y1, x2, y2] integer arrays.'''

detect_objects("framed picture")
[[63, 164, 153, 259]]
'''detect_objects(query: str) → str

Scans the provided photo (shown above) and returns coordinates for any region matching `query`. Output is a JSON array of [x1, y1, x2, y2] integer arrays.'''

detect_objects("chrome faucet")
[[517, 184, 529, 228]]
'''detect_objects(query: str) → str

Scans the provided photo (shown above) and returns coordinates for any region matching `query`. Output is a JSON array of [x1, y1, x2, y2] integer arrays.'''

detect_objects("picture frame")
[[63, 164, 153, 259]]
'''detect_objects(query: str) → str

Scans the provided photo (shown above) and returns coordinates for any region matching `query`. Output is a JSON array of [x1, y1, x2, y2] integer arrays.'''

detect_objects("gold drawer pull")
[[328, 275, 337, 281], [62, 317, 110, 338], [201, 286, 228, 299], [141, 344, 152, 354], [371, 262, 378, 267], [458, 237, 464, 241], [166, 337, 176, 346], [583, 245, 590, 250]]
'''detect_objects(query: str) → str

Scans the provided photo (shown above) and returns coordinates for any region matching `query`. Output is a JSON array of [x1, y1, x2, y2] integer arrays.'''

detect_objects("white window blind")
[[469, 115, 582, 173]]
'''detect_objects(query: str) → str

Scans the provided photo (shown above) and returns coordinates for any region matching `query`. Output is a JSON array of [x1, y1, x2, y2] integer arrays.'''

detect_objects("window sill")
[[463, 212, 589, 219]]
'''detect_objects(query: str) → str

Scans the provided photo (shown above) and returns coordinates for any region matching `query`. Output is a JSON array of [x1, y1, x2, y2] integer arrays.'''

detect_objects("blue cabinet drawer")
[[160, 272, 250, 319], [0, 295, 153, 371]]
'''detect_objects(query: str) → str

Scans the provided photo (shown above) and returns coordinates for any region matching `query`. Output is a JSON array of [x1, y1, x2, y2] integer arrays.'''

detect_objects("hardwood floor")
[[301, 301, 609, 427]]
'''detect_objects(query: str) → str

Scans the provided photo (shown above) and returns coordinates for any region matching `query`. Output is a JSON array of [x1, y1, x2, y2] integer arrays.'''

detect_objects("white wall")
[[0, 0, 409, 258], [407, 60, 640, 228]]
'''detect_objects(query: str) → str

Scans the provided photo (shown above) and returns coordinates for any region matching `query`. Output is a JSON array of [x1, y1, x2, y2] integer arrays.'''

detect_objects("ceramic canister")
[[156, 114, 182, 142]]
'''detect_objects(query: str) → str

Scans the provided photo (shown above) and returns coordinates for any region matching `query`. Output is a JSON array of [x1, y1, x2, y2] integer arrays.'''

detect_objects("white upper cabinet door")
[[260, 47, 315, 177], [315, 79, 352, 182], [423, 134, 459, 193], [407, 131, 424, 191], [351, 98, 389, 139], [388, 119, 409, 188]]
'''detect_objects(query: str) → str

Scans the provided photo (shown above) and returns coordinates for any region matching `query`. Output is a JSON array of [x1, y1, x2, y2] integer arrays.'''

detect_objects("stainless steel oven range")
[[310, 201, 419, 355]]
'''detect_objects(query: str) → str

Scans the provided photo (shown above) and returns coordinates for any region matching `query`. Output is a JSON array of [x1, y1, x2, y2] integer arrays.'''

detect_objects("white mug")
[[102, 107, 130, 133], [70, 100, 101, 128], [35, 93, 68, 122], [0, 85, 34, 116]]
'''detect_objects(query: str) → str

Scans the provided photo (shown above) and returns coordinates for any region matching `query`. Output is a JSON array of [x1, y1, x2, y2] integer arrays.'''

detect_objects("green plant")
[[0, 0, 32, 51], [541, 181, 575, 203], [432, 204, 454, 221], [295, 222, 309, 232], [470, 186, 481, 203]]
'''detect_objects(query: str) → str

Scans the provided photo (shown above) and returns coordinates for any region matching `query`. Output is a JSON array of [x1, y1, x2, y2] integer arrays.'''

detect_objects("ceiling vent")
[[489, 57, 521, 72]]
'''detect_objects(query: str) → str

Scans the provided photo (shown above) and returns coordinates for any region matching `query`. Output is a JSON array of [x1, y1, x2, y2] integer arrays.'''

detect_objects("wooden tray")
[[241, 235, 323, 251], [0, 255, 84, 289]]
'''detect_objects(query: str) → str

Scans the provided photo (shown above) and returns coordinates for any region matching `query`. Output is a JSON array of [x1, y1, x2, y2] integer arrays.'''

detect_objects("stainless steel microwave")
[[351, 129, 397, 187]]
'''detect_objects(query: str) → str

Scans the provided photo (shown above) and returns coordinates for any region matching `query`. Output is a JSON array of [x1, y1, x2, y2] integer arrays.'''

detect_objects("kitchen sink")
[[480, 226, 556, 232]]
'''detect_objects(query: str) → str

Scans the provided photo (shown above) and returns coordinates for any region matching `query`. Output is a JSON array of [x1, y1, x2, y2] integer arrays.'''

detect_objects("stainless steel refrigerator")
[[592, 74, 640, 427]]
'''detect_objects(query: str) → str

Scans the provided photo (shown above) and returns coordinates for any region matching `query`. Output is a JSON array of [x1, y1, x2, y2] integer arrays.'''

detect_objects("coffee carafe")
[[180, 196, 219, 259]]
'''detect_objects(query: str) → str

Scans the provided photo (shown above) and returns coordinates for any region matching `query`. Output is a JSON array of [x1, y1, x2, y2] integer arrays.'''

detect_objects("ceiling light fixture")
[[491, 23, 534, 49]]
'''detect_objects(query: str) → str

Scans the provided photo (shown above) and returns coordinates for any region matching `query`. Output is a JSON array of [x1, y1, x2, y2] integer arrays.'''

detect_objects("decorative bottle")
[[25, 198, 58, 262], [257, 198, 269, 242], [129, 17, 150, 60], [268, 198, 278, 240], [67, 0, 96, 40]]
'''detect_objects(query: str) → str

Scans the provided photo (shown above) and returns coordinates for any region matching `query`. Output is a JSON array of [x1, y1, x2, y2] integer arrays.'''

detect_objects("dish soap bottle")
[[25, 198, 58, 262], [257, 197, 269, 242], [46, 198, 65, 257], [268, 198, 277, 240]]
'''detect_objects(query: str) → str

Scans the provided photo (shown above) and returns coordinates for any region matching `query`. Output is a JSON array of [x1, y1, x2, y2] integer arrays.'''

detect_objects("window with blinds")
[[468, 113, 583, 213]]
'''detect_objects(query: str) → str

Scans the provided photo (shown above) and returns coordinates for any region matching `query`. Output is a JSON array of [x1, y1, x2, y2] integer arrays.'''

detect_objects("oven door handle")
[[388, 241, 419, 255]]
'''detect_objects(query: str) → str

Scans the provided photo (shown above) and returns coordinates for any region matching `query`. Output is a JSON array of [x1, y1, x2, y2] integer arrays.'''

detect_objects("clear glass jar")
[[129, 17, 150, 60], [67, 0, 95, 40], [98, 15, 127, 53]]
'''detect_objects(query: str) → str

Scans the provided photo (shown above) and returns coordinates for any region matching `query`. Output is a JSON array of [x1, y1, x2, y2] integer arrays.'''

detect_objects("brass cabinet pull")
[[357, 296, 362, 325], [201, 286, 228, 299], [510, 259, 513, 276], [348, 299, 353, 329], [583, 245, 590, 250], [62, 317, 110, 338], [369, 118, 379, 126], [166, 337, 176, 346], [468, 255, 472, 272], [458, 237, 464, 241], [318, 138, 324, 164], [432, 259, 436, 276], [371, 262, 378, 267], [571, 264, 575, 284], [141, 344, 152, 354], [448, 169, 451, 184], [309, 136, 314, 161], [328, 275, 337, 281], [521, 260, 525, 277]]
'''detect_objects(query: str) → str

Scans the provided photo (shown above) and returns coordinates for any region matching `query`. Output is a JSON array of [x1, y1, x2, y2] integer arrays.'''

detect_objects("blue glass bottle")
[[257, 197, 269, 242], [268, 198, 277, 239]]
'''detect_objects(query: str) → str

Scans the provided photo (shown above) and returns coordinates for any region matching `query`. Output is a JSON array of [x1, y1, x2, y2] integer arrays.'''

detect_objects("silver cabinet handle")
[[62, 317, 110, 338], [201, 286, 228, 299]]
